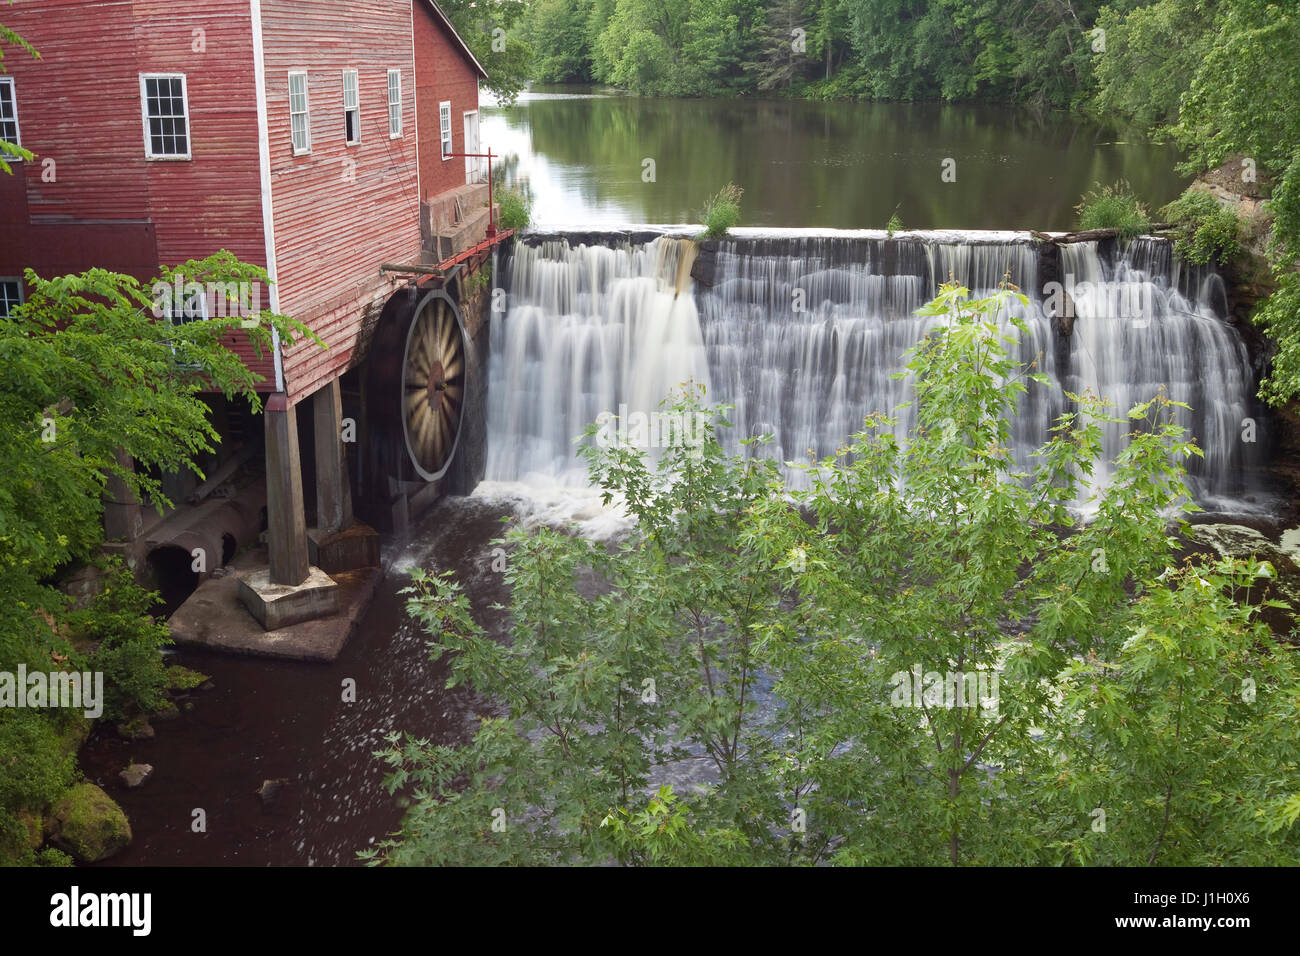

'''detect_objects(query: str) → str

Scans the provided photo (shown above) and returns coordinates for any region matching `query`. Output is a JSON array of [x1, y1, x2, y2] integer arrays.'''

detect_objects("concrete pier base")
[[237, 565, 340, 630], [307, 521, 381, 574], [171, 549, 379, 662]]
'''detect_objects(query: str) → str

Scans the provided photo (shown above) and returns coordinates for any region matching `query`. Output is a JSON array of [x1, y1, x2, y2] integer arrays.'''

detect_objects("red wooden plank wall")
[[258, 0, 424, 404], [0, 0, 273, 385], [414, 1, 480, 202]]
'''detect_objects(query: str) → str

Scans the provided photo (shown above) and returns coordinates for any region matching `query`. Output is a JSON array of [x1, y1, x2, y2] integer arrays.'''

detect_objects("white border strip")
[[250, 0, 284, 393]]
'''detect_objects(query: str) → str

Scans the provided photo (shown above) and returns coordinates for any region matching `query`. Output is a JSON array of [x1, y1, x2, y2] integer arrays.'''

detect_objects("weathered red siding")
[[259, 0, 424, 404], [414, 0, 481, 201], [0, 0, 272, 384], [0, 0, 482, 404]]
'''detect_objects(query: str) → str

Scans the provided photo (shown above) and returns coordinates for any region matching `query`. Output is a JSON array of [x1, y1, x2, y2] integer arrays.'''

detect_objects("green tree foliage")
[[523, 0, 596, 82], [0, 253, 318, 862], [744, 0, 816, 92], [1167, 1, 1300, 405], [1160, 188, 1243, 265], [1088, 0, 1300, 408], [435, 0, 533, 104], [527, 0, 1113, 107], [1092, 0, 1222, 130], [368, 284, 1300, 866]]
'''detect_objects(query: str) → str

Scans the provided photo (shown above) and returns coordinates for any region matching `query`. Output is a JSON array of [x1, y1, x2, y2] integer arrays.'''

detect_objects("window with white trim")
[[139, 74, 190, 159], [439, 101, 452, 160], [0, 78, 21, 148], [0, 279, 22, 318], [289, 71, 311, 154], [387, 69, 402, 138], [342, 70, 360, 145]]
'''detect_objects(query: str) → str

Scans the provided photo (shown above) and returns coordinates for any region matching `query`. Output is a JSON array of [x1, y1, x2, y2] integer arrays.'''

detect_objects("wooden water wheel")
[[400, 290, 467, 481]]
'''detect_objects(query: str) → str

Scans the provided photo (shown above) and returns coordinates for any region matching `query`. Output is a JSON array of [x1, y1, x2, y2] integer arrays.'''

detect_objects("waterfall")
[[1061, 238, 1257, 509], [486, 237, 711, 486], [486, 230, 1263, 512]]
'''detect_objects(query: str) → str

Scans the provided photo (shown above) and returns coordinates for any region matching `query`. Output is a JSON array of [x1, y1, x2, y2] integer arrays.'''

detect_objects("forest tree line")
[[497, 0, 1236, 117]]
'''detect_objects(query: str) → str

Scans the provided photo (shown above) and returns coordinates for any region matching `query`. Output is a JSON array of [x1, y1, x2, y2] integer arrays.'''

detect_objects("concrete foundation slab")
[[170, 551, 382, 662]]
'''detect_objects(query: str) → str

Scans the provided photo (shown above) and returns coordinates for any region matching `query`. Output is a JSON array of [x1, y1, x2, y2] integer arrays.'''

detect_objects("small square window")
[[162, 286, 209, 325], [140, 74, 190, 159]]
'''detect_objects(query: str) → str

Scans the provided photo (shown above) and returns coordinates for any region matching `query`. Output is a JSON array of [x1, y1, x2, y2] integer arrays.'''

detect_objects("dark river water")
[[81, 496, 514, 866], [482, 85, 1189, 229]]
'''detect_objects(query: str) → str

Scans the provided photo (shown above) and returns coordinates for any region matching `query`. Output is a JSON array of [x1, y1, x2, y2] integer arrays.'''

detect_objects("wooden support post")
[[265, 393, 309, 586], [313, 377, 353, 535], [103, 447, 143, 543]]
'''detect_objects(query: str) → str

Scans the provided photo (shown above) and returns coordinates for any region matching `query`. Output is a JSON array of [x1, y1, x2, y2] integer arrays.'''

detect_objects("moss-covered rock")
[[54, 713, 92, 754], [116, 716, 154, 740], [46, 783, 132, 862], [151, 700, 180, 722], [165, 665, 210, 691]]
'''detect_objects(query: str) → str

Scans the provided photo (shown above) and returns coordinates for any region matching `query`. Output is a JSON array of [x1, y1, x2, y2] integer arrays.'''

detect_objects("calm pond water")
[[482, 86, 1190, 230]]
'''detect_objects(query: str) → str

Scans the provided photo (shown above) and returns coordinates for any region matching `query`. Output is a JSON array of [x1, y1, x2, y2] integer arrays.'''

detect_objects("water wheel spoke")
[[416, 402, 434, 453], [413, 337, 430, 376], [405, 387, 427, 416], [443, 354, 463, 380], [424, 322, 440, 369], [443, 383, 462, 403], [431, 413, 447, 464], [439, 395, 457, 433]]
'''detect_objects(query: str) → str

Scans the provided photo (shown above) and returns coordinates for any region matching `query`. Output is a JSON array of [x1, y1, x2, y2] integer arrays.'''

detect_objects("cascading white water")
[[699, 237, 1058, 486], [486, 237, 710, 485], [486, 231, 1262, 511], [1061, 238, 1257, 509]]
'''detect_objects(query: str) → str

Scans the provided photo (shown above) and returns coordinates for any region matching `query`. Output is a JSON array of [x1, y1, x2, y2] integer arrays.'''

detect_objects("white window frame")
[[387, 69, 402, 138], [139, 73, 191, 161], [0, 78, 21, 150], [289, 71, 311, 155], [0, 278, 23, 318], [439, 100, 452, 160], [342, 69, 360, 146]]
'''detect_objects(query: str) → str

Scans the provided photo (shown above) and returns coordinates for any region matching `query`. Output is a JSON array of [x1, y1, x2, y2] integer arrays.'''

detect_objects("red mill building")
[[0, 0, 505, 649]]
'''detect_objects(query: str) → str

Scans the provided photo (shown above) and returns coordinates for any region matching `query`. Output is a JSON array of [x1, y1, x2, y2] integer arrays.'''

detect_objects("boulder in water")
[[46, 783, 132, 862], [119, 763, 153, 789]]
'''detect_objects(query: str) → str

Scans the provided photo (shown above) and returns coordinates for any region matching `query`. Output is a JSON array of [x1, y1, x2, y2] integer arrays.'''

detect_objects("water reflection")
[[482, 85, 1189, 230]]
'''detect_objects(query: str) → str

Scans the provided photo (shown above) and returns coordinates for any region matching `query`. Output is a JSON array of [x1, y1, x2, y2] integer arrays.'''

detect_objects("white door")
[[463, 111, 480, 184]]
